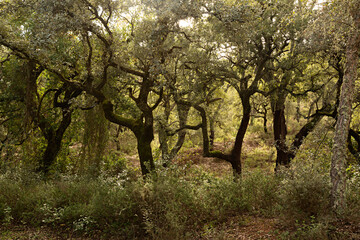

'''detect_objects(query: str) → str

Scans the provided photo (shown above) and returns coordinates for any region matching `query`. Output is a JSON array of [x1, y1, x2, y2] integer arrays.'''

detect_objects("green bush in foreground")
[[0, 164, 359, 239], [277, 163, 332, 222]]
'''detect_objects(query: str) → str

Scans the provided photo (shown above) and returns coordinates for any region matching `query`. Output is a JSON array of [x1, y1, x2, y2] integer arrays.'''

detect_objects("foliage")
[[0, 159, 359, 238], [0, 0, 359, 238], [277, 162, 332, 222]]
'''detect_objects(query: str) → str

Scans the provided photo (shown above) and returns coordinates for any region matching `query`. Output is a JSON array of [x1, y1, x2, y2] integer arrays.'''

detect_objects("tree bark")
[[229, 94, 251, 176], [40, 109, 72, 174], [136, 129, 155, 176], [331, 9, 360, 215], [288, 114, 323, 160], [272, 95, 290, 170], [158, 96, 190, 166], [24, 61, 73, 174]]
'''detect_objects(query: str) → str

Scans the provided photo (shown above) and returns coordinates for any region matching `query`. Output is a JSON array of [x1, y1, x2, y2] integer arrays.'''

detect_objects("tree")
[[330, 0, 360, 216], [189, 0, 318, 175], [0, 0, 200, 175]]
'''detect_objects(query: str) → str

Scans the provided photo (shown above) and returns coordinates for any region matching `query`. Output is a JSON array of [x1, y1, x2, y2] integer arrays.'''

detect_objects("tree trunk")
[[159, 94, 171, 163], [229, 95, 251, 176], [101, 99, 156, 176], [289, 114, 323, 160], [192, 94, 251, 176], [209, 118, 215, 151], [136, 128, 155, 176], [41, 136, 62, 174], [167, 104, 191, 163], [263, 107, 268, 133], [348, 129, 360, 163], [40, 109, 72, 174], [24, 61, 73, 175], [272, 99, 290, 170], [331, 10, 360, 215], [158, 98, 191, 166]]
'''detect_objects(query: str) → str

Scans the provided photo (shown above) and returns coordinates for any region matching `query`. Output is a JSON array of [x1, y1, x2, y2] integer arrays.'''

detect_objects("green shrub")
[[242, 170, 279, 214], [345, 164, 360, 221], [277, 163, 331, 222], [1, 162, 349, 239], [200, 176, 250, 222], [87, 182, 143, 237], [278, 219, 329, 240], [139, 169, 200, 239]]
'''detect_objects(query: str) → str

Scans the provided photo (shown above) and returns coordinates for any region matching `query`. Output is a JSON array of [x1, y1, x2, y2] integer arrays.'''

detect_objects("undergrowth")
[[0, 163, 359, 239]]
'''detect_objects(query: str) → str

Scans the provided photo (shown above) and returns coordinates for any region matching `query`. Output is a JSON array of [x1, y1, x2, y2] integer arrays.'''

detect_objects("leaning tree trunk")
[[158, 96, 191, 166], [331, 8, 360, 216], [229, 94, 252, 176], [193, 93, 252, 177], [40, 108, 72, 174], [24, 61, 73, 175], [167, 104, 191, 163], [288, 113, 323, 160]]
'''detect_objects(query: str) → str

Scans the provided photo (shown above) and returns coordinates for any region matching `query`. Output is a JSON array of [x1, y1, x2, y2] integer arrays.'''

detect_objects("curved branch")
[[101, 100, 137, 131], [166, 123, 203, 136], [37, 89, 58, 120]]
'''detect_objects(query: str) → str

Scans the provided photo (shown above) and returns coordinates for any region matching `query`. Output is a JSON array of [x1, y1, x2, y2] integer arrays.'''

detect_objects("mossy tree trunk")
[[24, 60, 77, 175], [330, 6, 360, 216], [40, 109, 72, 174], [135, 125, 155, 175], [100, 73, 160, 176]]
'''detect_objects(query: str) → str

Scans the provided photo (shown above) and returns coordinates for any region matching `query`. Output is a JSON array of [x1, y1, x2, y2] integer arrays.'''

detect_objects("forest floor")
[[0, 215, 282, 239], [2, 217, 360, 239]]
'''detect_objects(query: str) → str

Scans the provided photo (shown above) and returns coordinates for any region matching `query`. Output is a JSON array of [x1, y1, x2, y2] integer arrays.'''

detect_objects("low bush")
[[242, 170, 279, 214], [277, 163, 331, 222], [1, 163, 359, 239], [346, 164, 360, 221]]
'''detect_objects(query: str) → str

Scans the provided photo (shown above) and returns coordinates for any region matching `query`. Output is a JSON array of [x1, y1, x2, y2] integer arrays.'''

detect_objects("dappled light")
[[0, 0, 360, 239]]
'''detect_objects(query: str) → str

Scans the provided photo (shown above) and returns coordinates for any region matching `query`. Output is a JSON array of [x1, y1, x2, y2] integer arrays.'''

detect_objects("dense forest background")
[[0, 0, 360, 239]]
